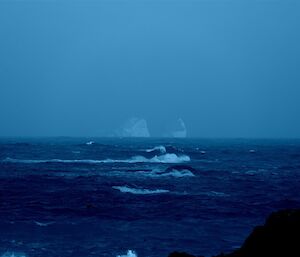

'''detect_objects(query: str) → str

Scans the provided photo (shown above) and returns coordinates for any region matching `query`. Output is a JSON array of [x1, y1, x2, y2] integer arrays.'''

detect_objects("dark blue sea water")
[[1, 138, 300, 257]]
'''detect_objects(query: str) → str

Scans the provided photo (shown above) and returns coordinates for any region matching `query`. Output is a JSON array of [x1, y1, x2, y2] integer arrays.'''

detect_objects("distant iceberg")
[[117, 117, 150, 138], [165, 118, 187, 138], [111, 117, 187, 138], [172, 118, 187, 138]]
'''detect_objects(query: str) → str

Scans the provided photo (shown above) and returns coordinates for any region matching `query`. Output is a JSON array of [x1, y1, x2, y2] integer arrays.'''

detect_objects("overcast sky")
[[0, 0, 299, 137]]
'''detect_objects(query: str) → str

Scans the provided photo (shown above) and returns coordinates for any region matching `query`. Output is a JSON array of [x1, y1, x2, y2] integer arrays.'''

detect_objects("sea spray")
[[116, 250, 138, 257], [146, 145, 166, 154]]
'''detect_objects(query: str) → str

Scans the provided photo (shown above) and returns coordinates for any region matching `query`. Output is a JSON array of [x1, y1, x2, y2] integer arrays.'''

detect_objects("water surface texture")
[[1, 138, 300, 257]]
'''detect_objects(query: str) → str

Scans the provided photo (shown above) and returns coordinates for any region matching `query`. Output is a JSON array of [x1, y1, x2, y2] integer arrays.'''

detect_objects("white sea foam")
[[86, 141, 95, 145], [130, 153, 190, 163], [2, 153, 190, 165], [34, 221, 55, 227], [143, 168, 195, 178], [204, 191, 230, 197], [2, 157, 104, 164], [112, 186, 169, 195], [116, 250, 138, 257], [146, 145, 167, 154]]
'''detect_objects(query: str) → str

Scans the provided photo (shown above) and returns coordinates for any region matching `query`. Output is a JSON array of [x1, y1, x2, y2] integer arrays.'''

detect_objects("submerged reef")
[[168, 209, 300, 257]]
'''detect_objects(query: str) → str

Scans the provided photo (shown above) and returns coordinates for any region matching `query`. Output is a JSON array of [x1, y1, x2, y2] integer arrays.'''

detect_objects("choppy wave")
[[142, 168, 195, 178], [34, 221, 55, 227], [204, 191, 230, 197], [130, 165, 196, 178], [2, 157, 103, 164], [112, 186, 169, 195], [146, 145, 166, 154], [116, 250, 137, 257], [130, 153, 190, 163], [2, 153, 190, 165], [1, 253, 26, 257]]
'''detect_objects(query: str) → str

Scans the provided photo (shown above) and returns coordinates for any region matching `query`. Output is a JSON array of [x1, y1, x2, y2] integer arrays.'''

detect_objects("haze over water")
[[1, 138, 300, 257], [0, 1, 300, 257], [0, 0, 300, 138]]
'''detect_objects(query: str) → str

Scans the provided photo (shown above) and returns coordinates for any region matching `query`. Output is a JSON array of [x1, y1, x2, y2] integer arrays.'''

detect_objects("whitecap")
[[245, 170, 258, 175], [112, 186, 169, 195], [116, 250, 138, 257], [119, 152, 191, 164], [151, 153, 190, 163], [2, 157, 104, 164], [2, 153, 190, 165], [146, 145, 166, 154], [34, 221, 55, 227], [146, 169, 195, 178], [86, 141, 95, 145], [204, 191, 230, 197]]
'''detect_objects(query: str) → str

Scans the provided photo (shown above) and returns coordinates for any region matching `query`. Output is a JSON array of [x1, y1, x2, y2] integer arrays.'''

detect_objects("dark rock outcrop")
[[168, 252, 200, 257], [168, 209, 300, 257]]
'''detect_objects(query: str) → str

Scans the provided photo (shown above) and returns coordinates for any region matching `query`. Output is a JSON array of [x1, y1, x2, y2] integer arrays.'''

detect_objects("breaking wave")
[[112, 186, 169, 195], [146, 168, 195, 178], [2, 157, 104, 164], [116, 250, 138, 257], [130, 153, 190, 163], [200, 191, 230, 197], [146, 145, 166, 154], [34, 221, 55, 227], [2, 153, 190, 165]]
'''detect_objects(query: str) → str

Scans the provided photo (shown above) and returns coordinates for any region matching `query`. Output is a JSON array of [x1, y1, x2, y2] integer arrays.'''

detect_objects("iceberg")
[[117, 117, 150, 138], [166, 118, 187, 138]]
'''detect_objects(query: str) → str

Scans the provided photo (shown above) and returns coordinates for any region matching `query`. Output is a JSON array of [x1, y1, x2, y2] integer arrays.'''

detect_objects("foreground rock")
[[168, 209, 300, 257], [169, 252, 202, 257]]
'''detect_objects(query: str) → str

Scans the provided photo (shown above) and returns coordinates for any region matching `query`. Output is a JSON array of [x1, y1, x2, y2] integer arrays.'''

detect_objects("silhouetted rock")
[[168, 251, 197, 257], [169, 209, 300, 257], [221, 209, 300, 257]]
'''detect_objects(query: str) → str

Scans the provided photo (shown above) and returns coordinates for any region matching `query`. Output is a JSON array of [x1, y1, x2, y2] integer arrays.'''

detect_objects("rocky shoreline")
[[169, 209, 300, 257]]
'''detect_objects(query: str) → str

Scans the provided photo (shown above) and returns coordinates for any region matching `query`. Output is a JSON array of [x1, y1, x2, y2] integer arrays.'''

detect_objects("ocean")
[[0, 138, 300, 257]]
